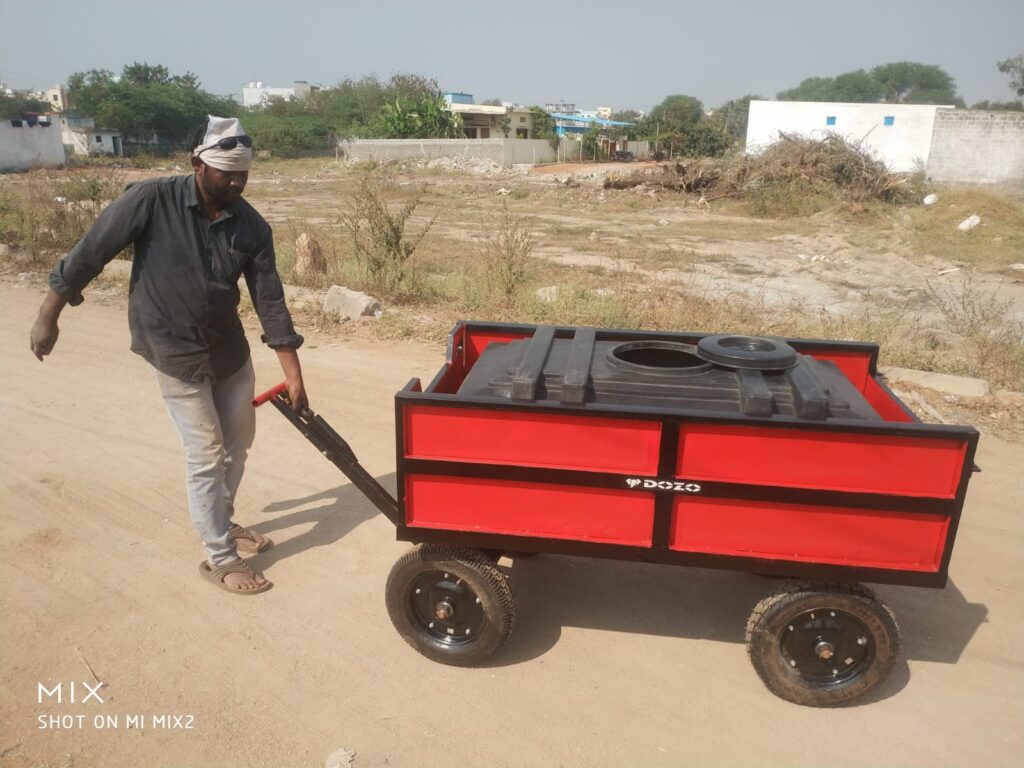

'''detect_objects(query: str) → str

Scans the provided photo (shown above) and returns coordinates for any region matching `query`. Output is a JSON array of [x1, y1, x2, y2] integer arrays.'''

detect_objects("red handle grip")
[[252, 382, 288, 407]]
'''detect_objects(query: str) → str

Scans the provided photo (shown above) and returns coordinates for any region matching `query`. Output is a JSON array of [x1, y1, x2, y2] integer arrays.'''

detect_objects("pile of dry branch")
[[605, 134, 915, 204]]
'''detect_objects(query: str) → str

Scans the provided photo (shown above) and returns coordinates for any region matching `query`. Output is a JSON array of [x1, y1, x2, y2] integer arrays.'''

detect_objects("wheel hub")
[[814, 640, 835, 660], [780, 608, 873, 685], [408, 570, 485, 645]]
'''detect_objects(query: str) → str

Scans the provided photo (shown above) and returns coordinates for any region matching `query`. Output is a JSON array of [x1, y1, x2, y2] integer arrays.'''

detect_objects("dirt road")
[[1, 282, 1022, 768]]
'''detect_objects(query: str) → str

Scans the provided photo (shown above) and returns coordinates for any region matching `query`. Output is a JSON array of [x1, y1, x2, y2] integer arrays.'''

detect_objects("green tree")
[[778, 71, 884, 102], [675, 121, 732, 157], [0, 92, 51, 118], [378, 91, 463, 138], [711, 94, 762, 141], [648, 94, 703, 134], [609, 109, 642, 122], [778, 62, 962, 105], [998, 54, 1024, 96], [528, 107, 560, 150], [778, 76, 835, 101], [831, 70, 887, 102], [970, 99, 1023, 111], [580, 123, 606, 161], [67, 62, 236, 143], [870, 61, 961, 104]]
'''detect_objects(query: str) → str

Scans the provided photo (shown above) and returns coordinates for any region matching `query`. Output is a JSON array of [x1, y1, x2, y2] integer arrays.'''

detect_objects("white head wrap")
[[193, 115, 252, 172]]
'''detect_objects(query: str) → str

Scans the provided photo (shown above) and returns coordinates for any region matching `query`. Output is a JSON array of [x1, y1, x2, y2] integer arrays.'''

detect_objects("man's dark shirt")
[[49, 174, 303, 383]]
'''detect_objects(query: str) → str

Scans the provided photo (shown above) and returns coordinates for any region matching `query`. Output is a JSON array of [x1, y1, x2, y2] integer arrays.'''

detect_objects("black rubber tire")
[[386, 544, 515, 666], [745, 580, 900, 707]]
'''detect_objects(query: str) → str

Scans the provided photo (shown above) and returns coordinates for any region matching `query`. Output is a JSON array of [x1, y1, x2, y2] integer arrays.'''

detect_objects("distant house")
[[60, 115, 123, 157], [44, 84, 68, 112], [1, 114, 65, 172], [745, 100, 954, 173], [242, 80, 318, 108], [443, 92, 536, 139]]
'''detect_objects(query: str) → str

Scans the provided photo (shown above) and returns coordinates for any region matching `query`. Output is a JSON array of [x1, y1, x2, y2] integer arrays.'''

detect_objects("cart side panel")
[[404, 405, 662, 474], [669, 496, 948, 572], [677, 425, 966, 498], [806, 349, 872, 392], [428, 327, 533, 394], [405, 474, 656, 546], [861, 376, 916, 422]]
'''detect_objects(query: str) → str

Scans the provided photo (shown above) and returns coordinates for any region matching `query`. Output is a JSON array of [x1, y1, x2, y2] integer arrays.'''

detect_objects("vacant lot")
[[1, 283, 1022, 768]]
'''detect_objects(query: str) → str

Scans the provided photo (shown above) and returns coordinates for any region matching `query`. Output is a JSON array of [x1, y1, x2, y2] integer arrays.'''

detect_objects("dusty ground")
[[2, 282, 1023, 768]]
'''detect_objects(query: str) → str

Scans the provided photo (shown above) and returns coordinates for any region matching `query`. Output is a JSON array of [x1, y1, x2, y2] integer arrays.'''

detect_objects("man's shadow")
[[243, 473, 397, 568]]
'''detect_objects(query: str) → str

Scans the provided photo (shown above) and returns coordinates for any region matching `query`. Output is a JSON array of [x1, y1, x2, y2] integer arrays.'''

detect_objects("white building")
[[444, 92, 536, 139], [44, 85, 68, 112], [1, 115, 65, 171], [242, 80, 317, 108], [745, 100, 954, 172], [60, 116, 123, 156]]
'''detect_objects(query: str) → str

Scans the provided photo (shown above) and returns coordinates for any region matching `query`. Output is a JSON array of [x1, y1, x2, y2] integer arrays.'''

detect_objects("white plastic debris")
[[496, 187, 511, 196], [957, 214, 981, 232], [922, 194, 939, 206], [1009, 263, 1024, 271]]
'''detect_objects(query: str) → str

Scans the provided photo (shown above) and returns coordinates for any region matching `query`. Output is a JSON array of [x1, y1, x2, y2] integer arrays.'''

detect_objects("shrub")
[[340, 169, 434, 299], [484, 201, 534, 305]]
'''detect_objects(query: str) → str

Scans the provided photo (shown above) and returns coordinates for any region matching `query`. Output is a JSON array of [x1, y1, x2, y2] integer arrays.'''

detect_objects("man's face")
[[193, 159, 248, 207]]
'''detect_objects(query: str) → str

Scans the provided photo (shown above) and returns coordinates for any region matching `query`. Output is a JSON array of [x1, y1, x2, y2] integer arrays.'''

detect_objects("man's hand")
[[30, 289, 69, 361], [285, 376, 308, 413], [30, 318, 60, 361], [274, 346, 308, 412]]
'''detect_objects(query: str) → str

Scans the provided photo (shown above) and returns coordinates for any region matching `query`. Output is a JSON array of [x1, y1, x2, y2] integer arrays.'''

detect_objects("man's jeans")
[[154, 358, 256, 566]]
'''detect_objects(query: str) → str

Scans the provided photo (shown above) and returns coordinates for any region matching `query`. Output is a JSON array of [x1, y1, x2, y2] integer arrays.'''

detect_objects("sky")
[[1, 0, 1022, 110]]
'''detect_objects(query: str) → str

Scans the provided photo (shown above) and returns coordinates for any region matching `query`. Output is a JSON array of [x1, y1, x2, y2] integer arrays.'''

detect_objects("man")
[[29, 115, 305, 595]]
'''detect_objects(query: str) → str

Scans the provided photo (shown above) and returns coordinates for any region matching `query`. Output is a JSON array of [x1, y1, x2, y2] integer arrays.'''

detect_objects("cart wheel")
[[386, 544, 515, 666], [745, 581, 900, 707]]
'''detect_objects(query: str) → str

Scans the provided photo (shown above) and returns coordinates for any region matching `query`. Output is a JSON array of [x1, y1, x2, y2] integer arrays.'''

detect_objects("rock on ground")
[[323, 285, 381, 320], [294, 232, 326, 282]]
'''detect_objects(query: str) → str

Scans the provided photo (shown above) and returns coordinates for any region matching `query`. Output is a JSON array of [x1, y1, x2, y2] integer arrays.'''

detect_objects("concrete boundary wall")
[[927, 110, 1024, 184], [342, 138, 506, 165], [0, 121, 65, 172], [341, 138, 593, 167]]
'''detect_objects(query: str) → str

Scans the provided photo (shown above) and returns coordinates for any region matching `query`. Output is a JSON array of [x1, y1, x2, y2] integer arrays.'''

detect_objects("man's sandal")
[[228, 522, 273, 554], [199, 559, 273, 595]]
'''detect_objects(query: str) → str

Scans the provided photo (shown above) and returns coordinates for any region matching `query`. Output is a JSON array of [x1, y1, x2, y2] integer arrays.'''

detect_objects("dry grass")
[[0, 167, 126, 265], [3, 158, 1020, 394], [908, 188, 1024, 267]]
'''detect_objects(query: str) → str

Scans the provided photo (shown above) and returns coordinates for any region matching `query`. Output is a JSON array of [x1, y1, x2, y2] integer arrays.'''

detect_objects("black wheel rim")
[[779, 607, 874, 686], [408, 570, 485, 646]]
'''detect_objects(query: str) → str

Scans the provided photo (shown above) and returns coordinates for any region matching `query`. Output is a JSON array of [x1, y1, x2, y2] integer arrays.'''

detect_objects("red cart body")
[[392, 322, 977, 588]]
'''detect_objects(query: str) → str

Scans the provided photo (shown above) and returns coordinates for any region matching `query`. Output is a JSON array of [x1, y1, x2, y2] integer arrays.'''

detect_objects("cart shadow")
[[495, 555, 987, 675], [242, 475, 394, 568]]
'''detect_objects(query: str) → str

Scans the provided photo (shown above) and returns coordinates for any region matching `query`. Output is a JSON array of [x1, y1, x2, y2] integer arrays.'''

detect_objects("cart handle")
[[253, 382, 288, 407]]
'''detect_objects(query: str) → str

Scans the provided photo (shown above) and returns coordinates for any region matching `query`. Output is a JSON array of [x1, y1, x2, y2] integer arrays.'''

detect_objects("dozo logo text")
[[625, 479, 702, 493]]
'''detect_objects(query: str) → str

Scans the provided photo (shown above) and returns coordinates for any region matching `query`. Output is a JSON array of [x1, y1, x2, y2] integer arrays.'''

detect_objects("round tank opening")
[[607, 341, 710, 375]]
